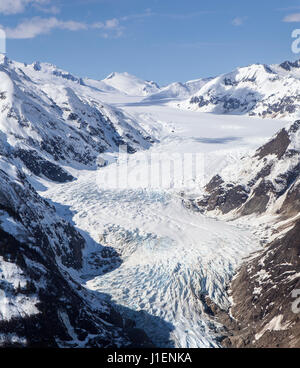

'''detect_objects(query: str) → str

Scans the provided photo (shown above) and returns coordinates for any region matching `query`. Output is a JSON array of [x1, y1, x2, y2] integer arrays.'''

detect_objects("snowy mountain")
[[98, 58, 300, 122], [101, 72, 160, 96], [179, 60, 300, 119], [0, 55, 153, 183]]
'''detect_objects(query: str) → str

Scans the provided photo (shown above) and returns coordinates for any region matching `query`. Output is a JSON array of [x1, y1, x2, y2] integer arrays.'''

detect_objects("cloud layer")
[[4, 17, 87, 39], [1, 16, 122, 39], [0, 5, 214, 40]]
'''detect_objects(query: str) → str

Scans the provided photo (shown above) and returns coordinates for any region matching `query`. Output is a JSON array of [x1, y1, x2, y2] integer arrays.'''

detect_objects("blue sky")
[[1, 0, 300, 85]]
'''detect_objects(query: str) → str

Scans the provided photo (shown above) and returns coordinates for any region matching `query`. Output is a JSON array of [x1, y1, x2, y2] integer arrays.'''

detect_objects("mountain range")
[[0, 54, 299, 347]]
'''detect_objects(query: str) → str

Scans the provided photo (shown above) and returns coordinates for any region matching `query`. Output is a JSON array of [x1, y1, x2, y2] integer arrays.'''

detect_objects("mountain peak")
[[104, 71, 130, 80], [0, 53, 10, 66], [102, 71, 159, 96]]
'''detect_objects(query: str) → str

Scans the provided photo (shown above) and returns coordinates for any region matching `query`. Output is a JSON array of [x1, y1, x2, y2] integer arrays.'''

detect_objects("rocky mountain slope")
[[196, 120, 300, 348], [0, 55, 153, 183], [197, 120, 300, 220], [0, 154, 152, 347], [223, 219, 300, 348], [180, 60, 300, 119]]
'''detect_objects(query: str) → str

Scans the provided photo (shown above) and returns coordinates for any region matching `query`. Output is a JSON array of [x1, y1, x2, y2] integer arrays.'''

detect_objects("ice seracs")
[[0, 154, 153, 347]]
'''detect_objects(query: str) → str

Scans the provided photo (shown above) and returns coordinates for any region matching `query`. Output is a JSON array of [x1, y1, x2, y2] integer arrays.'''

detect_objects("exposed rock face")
[[280, 60, 300, 71], [197, 175, 249, 215], [255, 128, 291, 160], [15, 149, 74, 183], [0, 156, 152, 347], [0, 158, 84, 270], [280, 181, 300, 219], [221, 220, 300, 348]]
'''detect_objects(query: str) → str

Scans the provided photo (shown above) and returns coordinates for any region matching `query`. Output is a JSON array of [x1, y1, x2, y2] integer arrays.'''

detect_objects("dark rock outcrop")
[[15, 149, 74, 183], [255, 128, 291, 160]]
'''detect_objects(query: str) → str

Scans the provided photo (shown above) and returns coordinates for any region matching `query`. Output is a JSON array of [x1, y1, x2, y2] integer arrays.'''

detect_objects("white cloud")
[[105, 18, 119, 29], [0, 6, 155, 40], [3, 17, 87, 39], [34, 4, 60, 14], [0, 4, 147, 40], [283, 13, 300, 22], [120, 9, 154, 21], [92, 18, 119, 30], [232, 16, 247, 26], [92, 18, 124, 38], [0, 0, 48, 15], [1, 16, 123, 39]]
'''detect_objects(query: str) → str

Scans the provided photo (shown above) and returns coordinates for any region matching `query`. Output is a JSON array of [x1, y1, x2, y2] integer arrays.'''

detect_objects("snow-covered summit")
[[101, 71, 160, 96]]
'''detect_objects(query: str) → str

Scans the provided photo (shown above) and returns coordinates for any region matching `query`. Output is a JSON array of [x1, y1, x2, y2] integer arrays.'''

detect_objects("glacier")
[[41, 90, 287, 347]]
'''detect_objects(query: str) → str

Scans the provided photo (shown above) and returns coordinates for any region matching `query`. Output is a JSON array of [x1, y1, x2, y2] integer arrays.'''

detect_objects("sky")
[[1, 0, 300, 85]]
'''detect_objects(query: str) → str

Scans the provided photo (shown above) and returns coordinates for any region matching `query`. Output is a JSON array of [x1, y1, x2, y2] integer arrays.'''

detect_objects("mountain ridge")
[[179, 59, 300, 119], [0, 55, 153, 183]]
